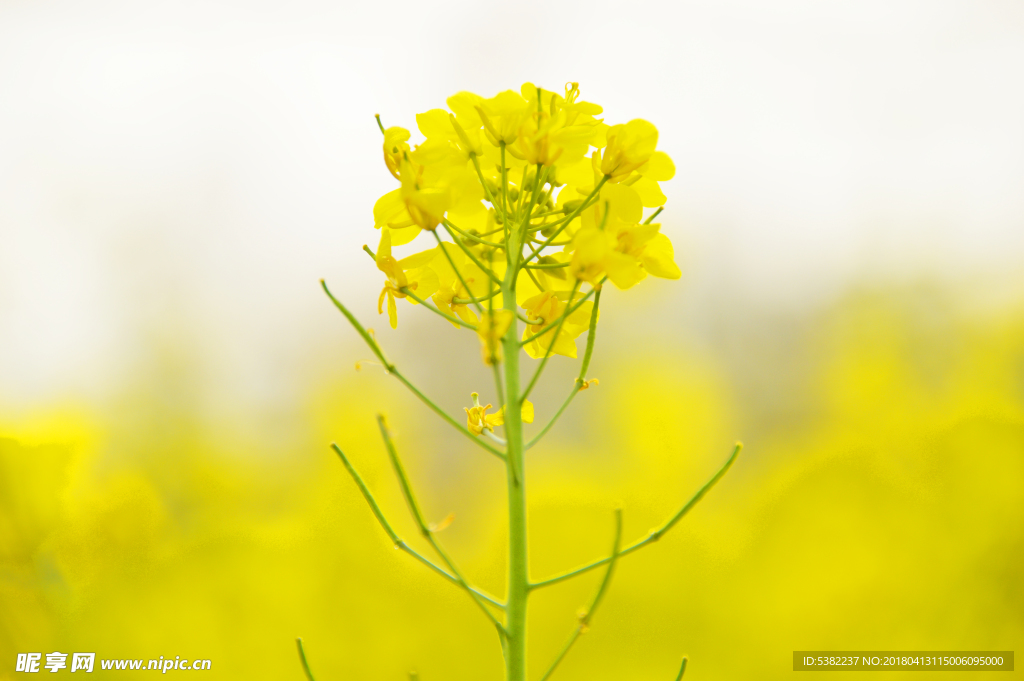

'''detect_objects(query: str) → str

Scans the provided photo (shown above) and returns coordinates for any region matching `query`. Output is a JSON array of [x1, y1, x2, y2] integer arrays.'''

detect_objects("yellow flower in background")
[[520, 290, 594, 359]]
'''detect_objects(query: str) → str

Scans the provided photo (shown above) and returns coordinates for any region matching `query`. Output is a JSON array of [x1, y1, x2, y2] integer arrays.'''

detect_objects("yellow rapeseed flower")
[[600, 119, 660, 182], [368, 82, 680, 345], [464, 392, 534, 435], [476, 90, 530, 147], [507, 83, 605, 169], [569, 220, 681, 290], [520, 291, 594, 359]]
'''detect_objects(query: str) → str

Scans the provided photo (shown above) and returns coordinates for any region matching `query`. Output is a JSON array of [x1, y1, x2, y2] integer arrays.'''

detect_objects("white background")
[[2, 0, 1023, 411]]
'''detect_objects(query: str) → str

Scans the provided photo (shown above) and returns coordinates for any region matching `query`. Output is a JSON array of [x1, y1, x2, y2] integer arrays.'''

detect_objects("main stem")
[[503, 230, 528, 681]]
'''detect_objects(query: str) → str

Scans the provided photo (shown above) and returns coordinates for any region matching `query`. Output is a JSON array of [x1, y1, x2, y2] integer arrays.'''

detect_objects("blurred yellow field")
[[3, 283, 1021, 678]]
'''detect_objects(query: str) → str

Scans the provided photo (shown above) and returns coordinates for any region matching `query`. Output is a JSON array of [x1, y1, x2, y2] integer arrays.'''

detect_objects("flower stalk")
[[309, 82, 740, 680]]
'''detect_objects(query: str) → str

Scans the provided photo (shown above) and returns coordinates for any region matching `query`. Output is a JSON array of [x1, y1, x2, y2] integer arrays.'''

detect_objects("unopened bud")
[[562, 199, 583, 214]]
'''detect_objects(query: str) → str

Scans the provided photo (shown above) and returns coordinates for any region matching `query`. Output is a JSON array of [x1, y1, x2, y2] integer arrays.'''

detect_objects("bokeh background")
[[2, 0, 1023, 678]]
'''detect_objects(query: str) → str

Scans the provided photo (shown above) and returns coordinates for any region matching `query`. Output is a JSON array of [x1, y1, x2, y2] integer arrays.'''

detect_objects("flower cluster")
[[321, 81, 738, 681], [370, 82, 681, 361]]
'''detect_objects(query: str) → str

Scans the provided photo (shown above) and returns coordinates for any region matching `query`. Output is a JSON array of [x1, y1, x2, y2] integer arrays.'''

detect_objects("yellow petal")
[[405, 266, 440, 301], [487, 408, 504, 428], [387, 292, 398, 329], [446, 91, 484, 129], [398, 248, 438, 270], [416, 109, 453, 140], [376, 228, 393, 265], [641, 233, 682, 279], [631, 176, 667, 208], [373, 189, 410, 230], [601, 182, 644, 224], [604, 251, 647, 290], [520, 400, 534, 423], [645, 151, 675, 181], [389, 224, 421, 246], [516, 268, 544, 306]]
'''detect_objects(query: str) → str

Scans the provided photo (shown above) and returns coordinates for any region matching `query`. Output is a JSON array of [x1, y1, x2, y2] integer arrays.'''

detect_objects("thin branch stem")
[[525, 384, 577, 451], [576, 287, 601, 381], [521, 280, 582, 402], [529, 443, 742, 590], [524, 265, 547, 294], [538, 509, 623, 681], [644, 206, 664, 225], [520, 164, 547, 231], [376, 416, 509, 636], [524, 261, 570, 269], [444, 218, 505, 248], [455, 288, 500, 306], [330, 442, 505, 608], [674, 657, 689, 680], [500, 143, 509, 235], [522, 176, 608, 266], [488, 269, 506, 416], [360, 245, 479, 330], [321, 281, 504, 461], [526, 288, 601, 449], [404, 289, 478, 329], [470, 152, 505, 224], [296, 639, 316, 681], [440, 222, 503, 285]]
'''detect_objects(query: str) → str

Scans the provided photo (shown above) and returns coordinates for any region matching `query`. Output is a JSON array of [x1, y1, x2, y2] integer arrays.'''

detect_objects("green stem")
[[470, 152, 506, 224], [440, 222, 503, 285], [524, 261, 570, 269], [321, 280, 504, 461], [501, 143, 509, 235], [444, 218, 506, 248], [674, 657, 688, 680], [488, 267, 506, 415], [530, 443, 742, 589], [376, 416, 508, 636], [330, 443, 505, 608], [502, 229, 529, 681], [296, 639, 316, 681]]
